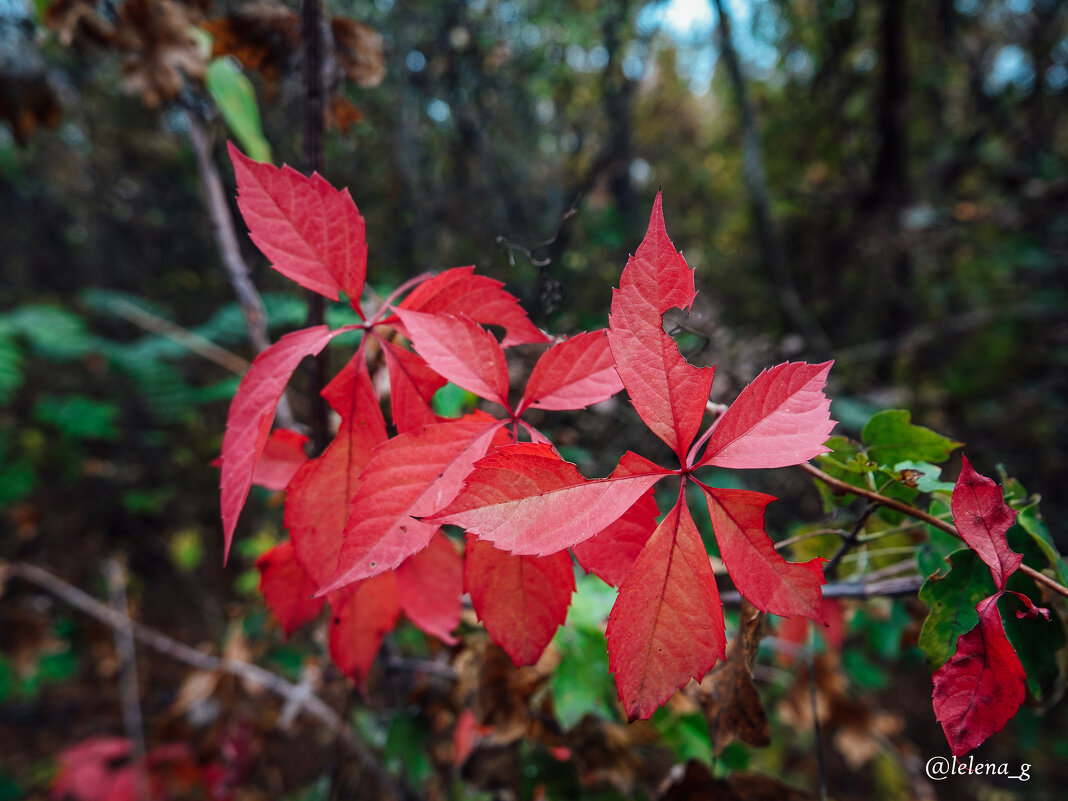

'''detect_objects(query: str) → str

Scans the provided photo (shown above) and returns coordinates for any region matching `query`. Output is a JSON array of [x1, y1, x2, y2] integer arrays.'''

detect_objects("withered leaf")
[[698, 600, 770, 752], [330, 18, 385, 88], [659, 761, 812, 801], [201, 0, 298, 95], [114, 0, 205, 107]]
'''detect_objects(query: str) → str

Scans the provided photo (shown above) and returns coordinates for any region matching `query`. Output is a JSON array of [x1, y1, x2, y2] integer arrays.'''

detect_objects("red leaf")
[[228, 142, 366, 304], [572, 487, 659, 587], [394, 309, 511, 407], [431, 443, 667, 556], [606, 498, 726, 720], [320, 414, 505, 592], [255, 539, 325, 637], [776, 598, 845, 665], [328, 571, 400, 688], [697, 484, 826, 621], [220, 325, 355, 561], [286, 354, 387, 585], [397, 265, 547, 346], [51, 737, 132, 801], [396, 531, 463, 644], [607, 192, 715, 458], [381, 339, 446, 434], [932, 593, 1025, 756], [518, 329, 623, 412], [698, 362, 834, 469], [464, 535, 574, 666], [952, 456, 1021, 590], [250, 428, 308, 490]]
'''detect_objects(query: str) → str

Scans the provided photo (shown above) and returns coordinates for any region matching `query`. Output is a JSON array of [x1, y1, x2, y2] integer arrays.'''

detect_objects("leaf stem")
[[800, 462, 1068, 600]]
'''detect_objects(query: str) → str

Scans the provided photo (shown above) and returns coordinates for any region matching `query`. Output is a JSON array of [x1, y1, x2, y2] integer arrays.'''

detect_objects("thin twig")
[[800, 462, 1068, 600], [105, 558, 148, 800], [719, 574, 924, 606], [825, 502, 878, 578], [99, 296, 250, 375], [4, 562, 418, 801], [184, 110, 297, 431]]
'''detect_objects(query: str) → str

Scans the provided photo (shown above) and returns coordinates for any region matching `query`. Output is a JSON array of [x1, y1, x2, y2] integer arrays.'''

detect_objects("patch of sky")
[[985, 44, 1035, 94], [636, 0, 783, 95]]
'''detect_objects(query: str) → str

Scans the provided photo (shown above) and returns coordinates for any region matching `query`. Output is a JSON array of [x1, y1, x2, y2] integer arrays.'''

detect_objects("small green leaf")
[[3, 305, 93, 360], [0, 332, 24, 404], [432, 382, 477, 418], [861, 410, 961, 468], [550, 572, 617, 727], [206, 57, 272, 163], [918, 549, 996, 670], [168, 528, 205, 573], [890, 460, 955, 493], [33, 395, 119, 441], [385, 713, 433, 786], [1015, 504, 1068, 586], [651, 708, 713, 765]]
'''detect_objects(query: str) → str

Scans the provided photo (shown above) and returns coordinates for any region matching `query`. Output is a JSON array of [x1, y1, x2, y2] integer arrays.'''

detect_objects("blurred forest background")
[[1, 0, 1066, 799]]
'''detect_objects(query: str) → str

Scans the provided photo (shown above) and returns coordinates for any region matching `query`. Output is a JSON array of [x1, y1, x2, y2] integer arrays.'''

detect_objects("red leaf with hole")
[[220, 324, 356, 561], [697, 483, 826, 621], [250, 428, 308, 490], [932, 593, 1025, 756], [381, 338, 446, 434], [518, 329, 623, 412], [256, 539, 325, 637], [432, 443, 667, 556], [464, 535, 575, 666], [952, 456, 1021, 590], [607, 498, 726, 720], [396, 531, 463, 644], [328, 571, 400, 688], [286, 353, 387, 584], [320, 413, 506, 593], [397, 265, 547, 346], [606, 192, 715, 458], [697, 361, 834, 469], [394, 309, 511, 407], [229, 143, 367, 304]]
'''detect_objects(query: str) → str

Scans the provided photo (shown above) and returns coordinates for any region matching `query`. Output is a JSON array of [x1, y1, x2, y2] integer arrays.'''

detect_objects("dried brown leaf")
[[330, 18, 385, 88]]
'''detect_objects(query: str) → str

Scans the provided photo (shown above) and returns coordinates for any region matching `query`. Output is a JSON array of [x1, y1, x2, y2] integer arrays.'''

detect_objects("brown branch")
[[719, 574, 924, 606], [800, 462, 1068, 600], [184, 110, 297, 431], [3, 561, 418, 801]]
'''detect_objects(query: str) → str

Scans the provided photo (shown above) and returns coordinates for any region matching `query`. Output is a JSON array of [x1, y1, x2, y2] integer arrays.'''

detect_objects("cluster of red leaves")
[[50, 737, 230, 801], [219, 145, 837, 716], [932, 457, 1051, 755]]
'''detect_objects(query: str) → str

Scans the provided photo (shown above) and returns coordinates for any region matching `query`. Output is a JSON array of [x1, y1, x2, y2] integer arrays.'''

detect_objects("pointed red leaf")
[[286, 354, 388, 584], [518, 329, 623, 412], [396, 531, 463, 644], [229, 143, 367, 303], [606, 498, 726, 719], [327, 571, 400, 689], [432, 443, 667, 556], [256, 539, 325, 637], [394, 309, 510, 407], [397, 265, 547, 346], [381, 339, 446, 434], [932, 593, 1025, 756], [464, 535, 575, 666], [952, 456, 1021, 590], [250, 429, 309, 490], [220, 325, 355, 560], [607, 193, 715, 458], [571, 471, 659, 588], [698, 361, 835, 469], [698, 484, 826, 621], [320, 414, 505, 592]]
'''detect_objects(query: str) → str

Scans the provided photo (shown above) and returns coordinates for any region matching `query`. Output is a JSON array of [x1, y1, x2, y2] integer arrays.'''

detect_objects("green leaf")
[[860, 410, 961, 468], [918, 549, 996, 670], [651, 708, 713, 765], [432, 382, 477, 418], [550, 573, 617, 727], [890, 460, 955, 493], [206, 58, 272, 163], [385, 713, 433, 786], [1015, 504, 1068, 586], [916, 525, 962, 578], [1001, 573, 1066, 701], [3, 305, 93, 360], [0, 332, 24, 404], [33, 395, 119, 441]]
